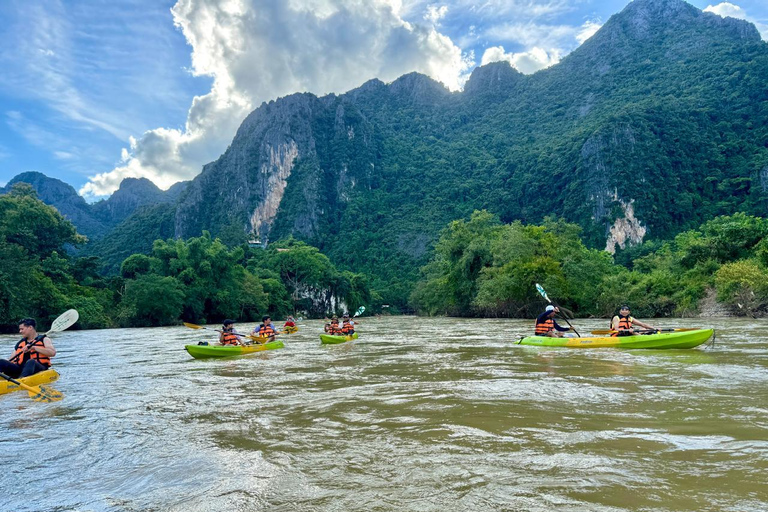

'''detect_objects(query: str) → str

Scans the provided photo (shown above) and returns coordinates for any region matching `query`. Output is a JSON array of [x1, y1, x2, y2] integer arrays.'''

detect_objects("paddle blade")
[[535, 283, 549, 302], [354, 306, 365, 317], [48, 309, 79, 335], [183, 322, 205, 330], [27, 385, 64, 403]]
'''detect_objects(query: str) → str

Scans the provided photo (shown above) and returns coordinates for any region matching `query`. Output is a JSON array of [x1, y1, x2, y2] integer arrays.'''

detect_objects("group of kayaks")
[[183, 327, 715, 360], [184, 329, 361, 359]]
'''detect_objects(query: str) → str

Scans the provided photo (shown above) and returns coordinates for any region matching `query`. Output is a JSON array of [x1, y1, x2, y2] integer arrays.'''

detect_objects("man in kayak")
[[254, 316, 277, 342], [0, 318, 56, 378], [219, 319, 245, 346], [610, 305, 656, 336], [534, 305, 573, 337]]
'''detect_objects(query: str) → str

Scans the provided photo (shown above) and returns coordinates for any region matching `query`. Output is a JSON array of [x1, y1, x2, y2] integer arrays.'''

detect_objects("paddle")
[[590, 328, 700, 335], [10, 309, 79, 364], [535, 283, 580, 337], [0, 372, 63, 402]]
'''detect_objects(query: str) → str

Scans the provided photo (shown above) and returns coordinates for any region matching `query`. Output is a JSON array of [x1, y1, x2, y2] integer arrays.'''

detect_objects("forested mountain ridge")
[[168, 0, 768, 304], [5, 0, 767, 308], [1, 172, 187, 240]]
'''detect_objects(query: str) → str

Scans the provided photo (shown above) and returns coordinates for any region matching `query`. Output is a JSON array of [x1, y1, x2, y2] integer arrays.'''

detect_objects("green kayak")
[[185, 340, 284, 359], [320, 333, 359, 344], [518, 329, 714, 349]]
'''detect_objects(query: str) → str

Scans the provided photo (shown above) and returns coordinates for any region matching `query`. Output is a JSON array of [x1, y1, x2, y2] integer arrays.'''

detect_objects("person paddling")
[[534, 305, 573, 338], [0, 318, 56, 378], [610, 305, 655, 336], [219, 319, 245, 346], [254, 316, 277, 342], [340, 313, 355, 335]]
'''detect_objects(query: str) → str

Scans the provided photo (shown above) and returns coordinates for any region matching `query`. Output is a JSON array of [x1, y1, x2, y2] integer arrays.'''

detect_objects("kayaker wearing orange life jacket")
[[340, 313, 355, 335], [219, 319, 244, 346], [327, 318, 343, 335], [254, 316, 277, 342], [534, 305, 572, 337], [610, 305, 656, 336], [0, 318, 56, 378]]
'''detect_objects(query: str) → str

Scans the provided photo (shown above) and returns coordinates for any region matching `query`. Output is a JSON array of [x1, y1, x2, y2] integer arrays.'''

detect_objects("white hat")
[[545, 305, 555, 312]]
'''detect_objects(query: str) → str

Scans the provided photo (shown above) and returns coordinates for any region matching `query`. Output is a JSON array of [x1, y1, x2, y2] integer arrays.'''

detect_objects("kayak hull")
[[0, 368, 60, 396], [518, 329, 714, 349], [185, 340, 284, 359], [320, 333, 359, 344], [283, 326, 298, 334]]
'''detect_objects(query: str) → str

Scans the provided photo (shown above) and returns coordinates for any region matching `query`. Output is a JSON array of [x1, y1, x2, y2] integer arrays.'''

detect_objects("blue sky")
[[0, 0, 766, 199]]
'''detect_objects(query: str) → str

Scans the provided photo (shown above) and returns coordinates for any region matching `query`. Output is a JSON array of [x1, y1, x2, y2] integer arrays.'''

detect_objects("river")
[[1, 317, 766, 511]]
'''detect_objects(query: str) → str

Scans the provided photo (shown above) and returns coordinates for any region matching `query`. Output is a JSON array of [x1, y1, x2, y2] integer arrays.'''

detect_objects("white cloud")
[[80, 0, 473, 197], [704, 2, 768, 40], [480, 45, 560, 74], [424, 4, 448, 24]]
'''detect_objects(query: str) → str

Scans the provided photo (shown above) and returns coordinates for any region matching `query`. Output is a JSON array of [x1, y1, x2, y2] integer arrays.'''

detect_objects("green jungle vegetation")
[[410, 210, 768, 319], [0, 185, 369, 333]]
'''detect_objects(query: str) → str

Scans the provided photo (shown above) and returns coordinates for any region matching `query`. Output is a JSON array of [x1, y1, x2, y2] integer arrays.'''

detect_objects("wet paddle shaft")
[[535, 283, 580, 337]]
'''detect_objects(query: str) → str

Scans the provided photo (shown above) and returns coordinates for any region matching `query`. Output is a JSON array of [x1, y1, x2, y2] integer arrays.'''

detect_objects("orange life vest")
[[535, 318, 554, 336], [341, 321, 355, 334], [611, 315, 633, 337], [13, 335, 51, 367], [221, 330, 240, 345], [329, 323, 343, 335], [258, 324, 276, 337]]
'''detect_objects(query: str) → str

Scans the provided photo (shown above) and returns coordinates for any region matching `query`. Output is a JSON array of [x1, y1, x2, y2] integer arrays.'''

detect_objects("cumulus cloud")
[[704, 2, 768, 40], [80, 0, 472, 197], [480, 45, 560, 74]]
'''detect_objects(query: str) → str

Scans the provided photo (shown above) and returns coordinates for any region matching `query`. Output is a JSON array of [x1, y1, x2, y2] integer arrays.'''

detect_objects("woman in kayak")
[[0, 318, 56, 378], [219, 319, 244, 346], [534, 305, 573, 337], [610, 305, 656, 336]]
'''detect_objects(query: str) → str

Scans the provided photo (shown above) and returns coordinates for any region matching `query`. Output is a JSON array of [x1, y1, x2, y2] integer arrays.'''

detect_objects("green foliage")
[[413, 211, 768, 319], [118, 274, 185, 327]]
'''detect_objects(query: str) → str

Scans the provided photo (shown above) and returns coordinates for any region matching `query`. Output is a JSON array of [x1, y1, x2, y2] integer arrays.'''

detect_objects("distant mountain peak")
[[388, 72, 451, 103], [463, 61, 523, 96]]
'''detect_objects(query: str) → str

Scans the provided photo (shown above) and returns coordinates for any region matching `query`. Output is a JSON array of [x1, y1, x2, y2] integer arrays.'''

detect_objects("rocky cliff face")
[[175, 91, 379, 245]]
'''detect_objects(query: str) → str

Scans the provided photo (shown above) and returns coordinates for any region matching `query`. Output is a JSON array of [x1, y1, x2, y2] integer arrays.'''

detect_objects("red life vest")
[[611, 315, 633, 337], [258, 324, 276, 337], [221, 330, 240, 345], [13, 335, 51, 367], [535, 318, 554, 336], [341, 321, 355, 334]]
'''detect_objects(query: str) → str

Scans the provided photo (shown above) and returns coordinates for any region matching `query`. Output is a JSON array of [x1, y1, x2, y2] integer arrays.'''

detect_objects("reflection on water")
[[1, 317, 767, 511]]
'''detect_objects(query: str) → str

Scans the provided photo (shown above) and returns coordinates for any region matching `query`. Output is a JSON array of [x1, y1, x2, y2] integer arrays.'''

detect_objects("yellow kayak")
[[0, 369, 59, 396]]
